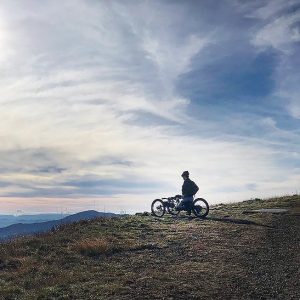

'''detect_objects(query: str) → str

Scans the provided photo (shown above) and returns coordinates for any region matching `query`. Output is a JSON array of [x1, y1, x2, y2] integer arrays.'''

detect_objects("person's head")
[[181, 171, 189, 180]]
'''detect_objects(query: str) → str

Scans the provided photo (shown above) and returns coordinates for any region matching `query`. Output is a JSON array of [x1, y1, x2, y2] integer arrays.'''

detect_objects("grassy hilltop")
[[0, 195, 299, 299]]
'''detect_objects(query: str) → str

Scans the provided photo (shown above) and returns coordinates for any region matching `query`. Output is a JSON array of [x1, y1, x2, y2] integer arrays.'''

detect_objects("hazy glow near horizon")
[[0, 0, 299, 214]]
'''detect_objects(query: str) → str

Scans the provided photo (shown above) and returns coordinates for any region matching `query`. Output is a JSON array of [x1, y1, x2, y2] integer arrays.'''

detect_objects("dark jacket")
[[182, 178, 199, 197]]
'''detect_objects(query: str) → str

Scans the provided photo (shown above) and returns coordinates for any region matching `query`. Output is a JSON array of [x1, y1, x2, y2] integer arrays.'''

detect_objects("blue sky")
[[0, 0, 299, 213]]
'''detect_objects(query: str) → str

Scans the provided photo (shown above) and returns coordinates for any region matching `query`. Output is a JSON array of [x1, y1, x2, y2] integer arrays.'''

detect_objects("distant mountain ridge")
[[0, 213, 70, 228], [0, 210, 117, 241]]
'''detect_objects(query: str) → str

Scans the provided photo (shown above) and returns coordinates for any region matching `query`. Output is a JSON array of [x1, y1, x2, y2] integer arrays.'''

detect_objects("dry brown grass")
[[74, 237, 110, 256], [73, 237, 141, 256], [0, 195, 298, 299]]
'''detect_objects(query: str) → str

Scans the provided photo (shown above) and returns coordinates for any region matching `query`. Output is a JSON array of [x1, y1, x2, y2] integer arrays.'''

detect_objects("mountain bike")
[[151, 195, 209, 218]]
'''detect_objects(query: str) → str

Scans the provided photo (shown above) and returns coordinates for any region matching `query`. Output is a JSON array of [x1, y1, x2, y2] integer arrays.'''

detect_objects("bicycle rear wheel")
[[151, 199, 166, 217], [193, 198, 209, 218]]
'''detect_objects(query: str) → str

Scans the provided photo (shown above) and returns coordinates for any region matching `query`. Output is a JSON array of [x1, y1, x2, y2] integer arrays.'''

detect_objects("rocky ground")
[[0, 195, 299, 299]]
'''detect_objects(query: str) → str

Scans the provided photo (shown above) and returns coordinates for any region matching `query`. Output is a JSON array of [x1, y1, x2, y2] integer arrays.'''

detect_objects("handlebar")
[[162, 195, 182, 200]]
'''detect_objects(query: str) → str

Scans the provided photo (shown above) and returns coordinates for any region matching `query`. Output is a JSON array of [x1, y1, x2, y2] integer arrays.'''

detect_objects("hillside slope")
[[0, 195, 299, 299], [0, 210, 117, 240]]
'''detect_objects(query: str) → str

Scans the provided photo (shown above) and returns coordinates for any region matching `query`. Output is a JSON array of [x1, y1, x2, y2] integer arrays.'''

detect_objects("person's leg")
[[176, 200, 186, 211], [186, 201, 192, 215], [182, 196, 193, 215]]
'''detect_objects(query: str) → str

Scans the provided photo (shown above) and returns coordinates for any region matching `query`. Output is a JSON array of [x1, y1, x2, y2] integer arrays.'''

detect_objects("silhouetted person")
[[177, 171, 199, 215]]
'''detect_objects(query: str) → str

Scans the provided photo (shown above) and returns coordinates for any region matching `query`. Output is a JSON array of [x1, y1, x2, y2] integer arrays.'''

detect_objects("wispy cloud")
[[249, 0, 300, 119], [0, 0, 299, 213]]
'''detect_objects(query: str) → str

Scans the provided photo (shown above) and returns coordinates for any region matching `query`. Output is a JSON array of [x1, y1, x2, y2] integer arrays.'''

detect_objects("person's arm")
[[193, 182, 199, 195]]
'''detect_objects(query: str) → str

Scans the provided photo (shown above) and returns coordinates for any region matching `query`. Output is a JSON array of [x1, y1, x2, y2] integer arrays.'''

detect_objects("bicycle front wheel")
[[193, 198, 209, 218], [151, 199, 166, 217]]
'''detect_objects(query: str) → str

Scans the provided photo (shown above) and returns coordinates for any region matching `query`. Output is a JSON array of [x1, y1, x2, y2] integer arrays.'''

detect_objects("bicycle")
[[151, 195, 209, 218]]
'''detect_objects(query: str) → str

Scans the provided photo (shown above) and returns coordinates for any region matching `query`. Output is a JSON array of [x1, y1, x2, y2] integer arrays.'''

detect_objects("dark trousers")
[[177, 196, 193, 214]]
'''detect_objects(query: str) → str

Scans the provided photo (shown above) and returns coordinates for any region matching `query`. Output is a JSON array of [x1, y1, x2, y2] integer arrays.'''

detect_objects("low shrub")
[[75, 238, 110, 256]]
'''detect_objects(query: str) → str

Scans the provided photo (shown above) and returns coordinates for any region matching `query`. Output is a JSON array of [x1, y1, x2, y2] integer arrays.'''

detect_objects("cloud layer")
[[0, 0, 299, 213]]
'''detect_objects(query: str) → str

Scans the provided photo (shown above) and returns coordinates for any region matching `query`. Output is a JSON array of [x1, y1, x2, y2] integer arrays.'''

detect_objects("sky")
[[0, 0, 299, 214]]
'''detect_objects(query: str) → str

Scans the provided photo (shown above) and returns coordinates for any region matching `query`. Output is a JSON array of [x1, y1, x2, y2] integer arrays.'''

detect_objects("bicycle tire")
[[192, 198, 209, 218], [151, 199, 166, 217]]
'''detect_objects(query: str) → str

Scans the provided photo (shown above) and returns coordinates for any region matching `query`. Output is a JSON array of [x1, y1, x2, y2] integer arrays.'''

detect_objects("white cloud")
[[247, 0, 299, 20], [249, 0, 300, 119], [0, 0, 299, 213], [253, 11, 300, 52]]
